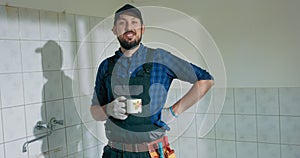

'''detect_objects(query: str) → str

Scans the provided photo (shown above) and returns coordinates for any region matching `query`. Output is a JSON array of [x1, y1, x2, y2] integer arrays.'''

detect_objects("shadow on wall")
[[34, 40, 80, 157]]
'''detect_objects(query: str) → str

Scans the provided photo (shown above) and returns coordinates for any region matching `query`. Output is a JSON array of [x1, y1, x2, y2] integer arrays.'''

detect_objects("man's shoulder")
[[144, 46, 170, 57]]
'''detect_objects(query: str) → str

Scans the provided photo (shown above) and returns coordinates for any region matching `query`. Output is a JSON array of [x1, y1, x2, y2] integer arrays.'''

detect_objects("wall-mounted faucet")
[[22, 117, 64, 153]]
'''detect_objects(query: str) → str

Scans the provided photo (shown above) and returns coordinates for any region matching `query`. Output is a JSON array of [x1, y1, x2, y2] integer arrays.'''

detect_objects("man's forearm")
[[90, 105, 108, 121], [172, 79, 214, 115]]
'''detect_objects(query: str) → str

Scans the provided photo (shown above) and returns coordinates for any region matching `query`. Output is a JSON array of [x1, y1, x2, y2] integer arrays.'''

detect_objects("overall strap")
[[143, 48, 155, 73], [107, 56, 119, 76]]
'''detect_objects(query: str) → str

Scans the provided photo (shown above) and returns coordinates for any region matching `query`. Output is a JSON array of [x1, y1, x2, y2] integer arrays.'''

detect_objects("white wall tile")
[[79, 96, 94, 123], [279, 87, 300, 116], [68, 151, 84, 158], [63, 70, 80, 98], [23, 72, 44, 104], [92, 42, 106, 68], [281, 144, 300, 158], [0, 143, 4, 158], [19, 8, 40, 40], [102, 18, 115, 43], [167, 136, 179, 157], [45, 100, 65, 130], [0, 40, 22, 73], [77, 42, 93, 69], [166, 118, 179, 137], [236, 142, 257, 158], [62, 71, 75, 99], [0, 90, 1, 108], [215, 88, 234, 114], [89, 16, 105, 43], [197, 89, 213, 113], [75, 15, 91, 42], [0, 73, 24, 108], [257, 116, 280, 143], [0, 6, 19, 39], [78, 69, 94, 96], [60, 42, 77, 70], [256, 88, 279, 115], [66, 125, 83, 155], [20, 40, 43, 72], [27, 134, 48, 158], [280, 116, 300, 145], [178, 112, 196, 138], [25, 103, 46, 137], [235, 115, 257, 142], [83, 146, 98, 158], [179, 137, 197, 158], [40, 11, 59, 40], [196, 114, 216, 139], [58, 13, 76, 41], [103, 41, 119, 58], [4, 138, 28, 158], [197, 139, 217, 158], [215, 114, 235, 140], [43, 71, 63, 101], [2, 106, 26, 142], [234, 88, 256, 114], [82, 121, 98, 150], [258, 143, 280, 158], [64, 98, 81, 127], [0, 111, 3, 144], [96, 122, 108, 144], [216, 140, 236, 158], [165, 88, 177, 108], [40, 40, 62, 71], [48, 129, 67, 158]]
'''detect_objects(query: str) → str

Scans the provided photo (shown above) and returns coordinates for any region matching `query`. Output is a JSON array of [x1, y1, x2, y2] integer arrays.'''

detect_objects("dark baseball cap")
[[114, 4, 143, 25]]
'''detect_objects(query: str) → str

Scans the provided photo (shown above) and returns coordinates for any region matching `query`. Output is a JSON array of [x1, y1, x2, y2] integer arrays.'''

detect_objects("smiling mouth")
[[123, 31, 136, 39]]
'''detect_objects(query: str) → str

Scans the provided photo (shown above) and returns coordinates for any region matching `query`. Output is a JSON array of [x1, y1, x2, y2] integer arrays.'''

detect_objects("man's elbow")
[[197, 79, 214, 88], [90, 105, 107, 121]]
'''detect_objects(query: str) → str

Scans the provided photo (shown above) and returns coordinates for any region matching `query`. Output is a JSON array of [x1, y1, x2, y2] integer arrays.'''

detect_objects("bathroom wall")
[[1, 4, 300, 158], [166, 87, 300, 158], [0, 5, 116, 158], [2, 0, 300, 88]]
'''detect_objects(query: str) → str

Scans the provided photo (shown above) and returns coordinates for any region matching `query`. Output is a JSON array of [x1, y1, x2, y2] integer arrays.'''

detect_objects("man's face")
[[113, 13, 145, 50]]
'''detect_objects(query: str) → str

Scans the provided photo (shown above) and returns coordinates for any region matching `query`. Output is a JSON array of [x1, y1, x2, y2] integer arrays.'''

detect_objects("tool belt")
[[108, 136, 176, 158]]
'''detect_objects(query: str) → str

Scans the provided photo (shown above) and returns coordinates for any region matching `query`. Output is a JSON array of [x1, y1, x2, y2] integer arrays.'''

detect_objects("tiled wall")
[[166, 87, 300, 158], [0, 5, 116, 158], [1, 5, 300, 158]]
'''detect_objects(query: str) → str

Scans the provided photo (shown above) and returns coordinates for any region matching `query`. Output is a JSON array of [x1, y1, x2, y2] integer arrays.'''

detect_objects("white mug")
[[126, 99, 142, 114]]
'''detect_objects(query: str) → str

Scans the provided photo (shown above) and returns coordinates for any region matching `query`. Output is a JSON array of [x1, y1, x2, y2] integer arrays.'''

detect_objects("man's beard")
[[117, 32, 142, 50]]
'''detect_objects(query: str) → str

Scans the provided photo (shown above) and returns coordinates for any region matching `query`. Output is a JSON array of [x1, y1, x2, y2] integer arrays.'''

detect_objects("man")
[[90, 4, 214, 158]]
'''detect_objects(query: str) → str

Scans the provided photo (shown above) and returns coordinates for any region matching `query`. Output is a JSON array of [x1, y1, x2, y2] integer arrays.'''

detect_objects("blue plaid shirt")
[[93, 43, 213, 129]]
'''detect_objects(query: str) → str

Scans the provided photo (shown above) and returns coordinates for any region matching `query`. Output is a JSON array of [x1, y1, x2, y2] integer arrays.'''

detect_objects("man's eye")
[[132, 21, 138, 25], [118, 21, 125, 25]]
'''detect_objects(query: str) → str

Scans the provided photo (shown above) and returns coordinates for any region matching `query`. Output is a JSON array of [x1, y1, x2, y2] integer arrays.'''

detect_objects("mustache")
[[123, 30, 136, 35]]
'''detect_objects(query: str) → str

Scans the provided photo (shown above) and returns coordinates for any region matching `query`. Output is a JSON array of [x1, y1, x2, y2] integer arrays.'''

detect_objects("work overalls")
[[102, 49, 166, 158]]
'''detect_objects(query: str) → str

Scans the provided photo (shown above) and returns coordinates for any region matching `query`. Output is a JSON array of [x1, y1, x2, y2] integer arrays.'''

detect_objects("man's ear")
[[112, 26, 117, 35], [141, 24, 145, 34]]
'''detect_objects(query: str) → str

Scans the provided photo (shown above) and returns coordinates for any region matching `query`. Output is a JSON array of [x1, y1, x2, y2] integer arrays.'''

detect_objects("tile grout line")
[[233, 88, 238, 158], [255, 88, 259, 158], [0, 89, 7, 158], [278, 88, 282, 158], [58, 9, 69, 154], [18, 6, 30, 158]]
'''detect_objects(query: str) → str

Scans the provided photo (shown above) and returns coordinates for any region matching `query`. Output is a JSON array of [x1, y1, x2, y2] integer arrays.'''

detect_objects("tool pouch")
[[149, 145, 176, 158]]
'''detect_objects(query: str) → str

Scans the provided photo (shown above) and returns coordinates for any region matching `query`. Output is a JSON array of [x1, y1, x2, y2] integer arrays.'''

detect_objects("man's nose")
[[125, 23, 133, 31]]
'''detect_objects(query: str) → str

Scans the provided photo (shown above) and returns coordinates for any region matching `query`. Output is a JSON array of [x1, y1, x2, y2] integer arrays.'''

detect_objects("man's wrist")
[[169, 106, 178, 118]]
